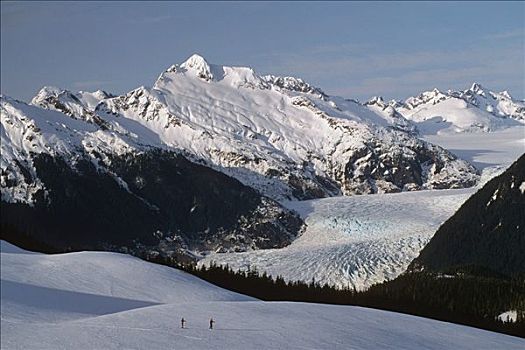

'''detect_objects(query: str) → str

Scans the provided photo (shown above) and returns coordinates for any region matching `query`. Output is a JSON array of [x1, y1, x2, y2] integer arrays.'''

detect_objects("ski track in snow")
[[201, 127, 525, 290], [2, 241, 523, 350]]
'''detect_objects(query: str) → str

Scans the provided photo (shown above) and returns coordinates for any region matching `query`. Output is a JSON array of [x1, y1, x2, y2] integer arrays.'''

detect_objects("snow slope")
[[2, 241, 523, 350], [404, 96, 517, 134], [75, 90, 114, 110], [200, 127, 524, 290], [423, 126, 525, 172]]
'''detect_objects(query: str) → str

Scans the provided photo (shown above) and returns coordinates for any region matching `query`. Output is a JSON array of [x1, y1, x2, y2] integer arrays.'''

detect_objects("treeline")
[[143, 254, 525, 338]]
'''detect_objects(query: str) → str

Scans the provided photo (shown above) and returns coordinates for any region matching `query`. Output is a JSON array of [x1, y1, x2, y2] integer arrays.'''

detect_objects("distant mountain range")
[[366, 83, 524, 135]]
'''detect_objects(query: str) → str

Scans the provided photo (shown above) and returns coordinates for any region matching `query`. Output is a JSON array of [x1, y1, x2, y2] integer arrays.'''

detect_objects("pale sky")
[[1, 1, 524, 102]]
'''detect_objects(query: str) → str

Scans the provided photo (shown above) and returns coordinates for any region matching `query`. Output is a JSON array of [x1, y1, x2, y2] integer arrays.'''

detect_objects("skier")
[[209, 317, 215, 330], [181, 317, 186, 329]]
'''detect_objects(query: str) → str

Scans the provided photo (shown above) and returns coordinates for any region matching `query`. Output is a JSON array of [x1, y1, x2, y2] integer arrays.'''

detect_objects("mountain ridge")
[[2, 54, 482, 204], [371, 83, 525, 134]]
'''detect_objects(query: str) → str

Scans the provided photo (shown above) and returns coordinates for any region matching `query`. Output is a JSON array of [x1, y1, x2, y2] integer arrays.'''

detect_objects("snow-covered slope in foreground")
[[2, 242, 523, 350]]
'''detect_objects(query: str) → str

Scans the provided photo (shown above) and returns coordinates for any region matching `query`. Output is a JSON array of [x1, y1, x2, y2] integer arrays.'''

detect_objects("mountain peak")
[[499, 90, 513, 100], [469, 82, 486, 95], [181, 53, 208, 66], [31, 86, 69, 106], [370, 96, 385, 103], [161, 54, 216, 81], [33, 85, 62, 98], [364, 96, 385, 106], [79, 89, 112, 98], [180, 53, 214, 81]]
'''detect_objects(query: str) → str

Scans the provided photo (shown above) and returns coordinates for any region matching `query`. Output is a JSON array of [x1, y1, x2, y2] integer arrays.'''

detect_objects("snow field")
[[2, 241, 523, 350]]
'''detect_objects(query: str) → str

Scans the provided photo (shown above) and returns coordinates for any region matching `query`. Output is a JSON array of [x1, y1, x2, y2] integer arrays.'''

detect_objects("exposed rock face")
[[261, 75, 327, 97]]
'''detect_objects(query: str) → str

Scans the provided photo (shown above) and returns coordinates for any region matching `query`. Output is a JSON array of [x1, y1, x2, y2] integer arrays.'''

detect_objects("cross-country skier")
[[181, 317, 186, 329], [209, 318, 215, 330]]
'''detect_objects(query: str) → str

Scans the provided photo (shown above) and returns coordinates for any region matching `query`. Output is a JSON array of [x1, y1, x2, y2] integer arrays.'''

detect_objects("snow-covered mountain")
[[1, 94, 303, 257], [200, 126, 525, 290], [99, 55, 480, 198], [363, 96, 417, 134], [449, 83, 525, 122], [2, 241, 523, 350], [2, 54, 479, 207], [366, 83, 525, 135], [5, 54, 525, 284], [31, 86, 113, 128]]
